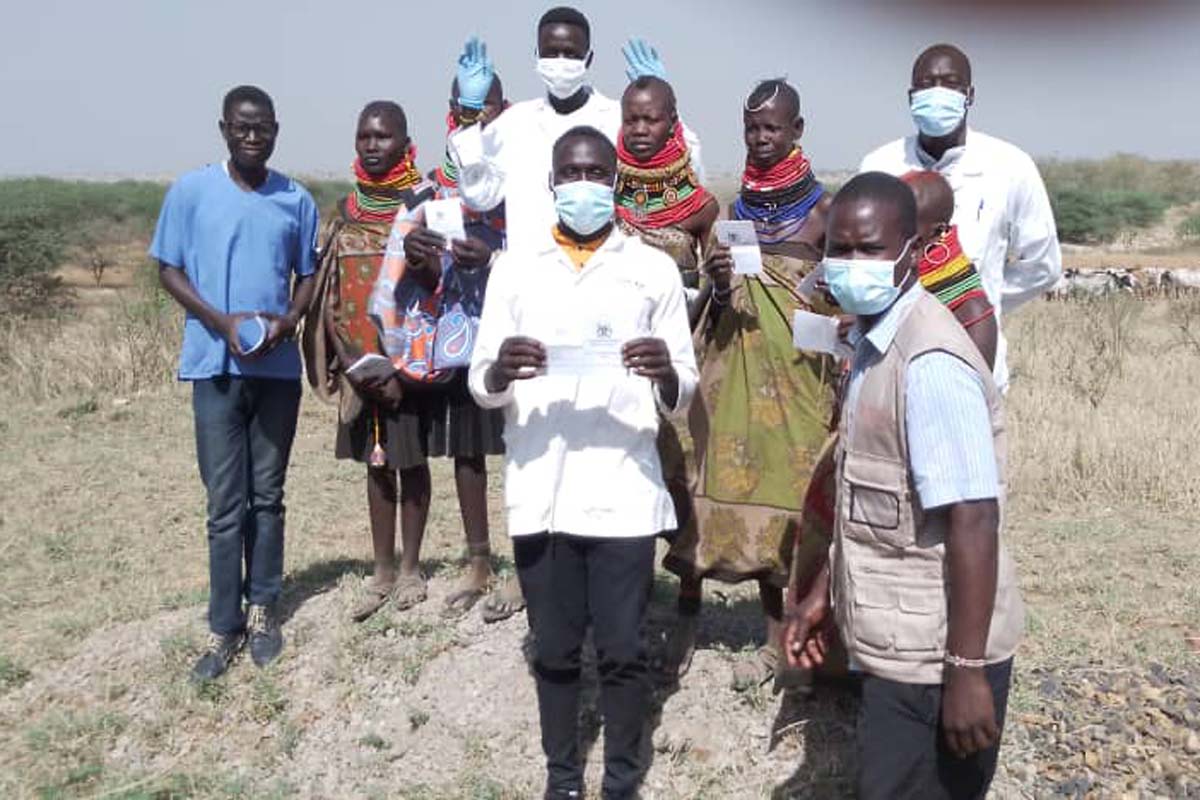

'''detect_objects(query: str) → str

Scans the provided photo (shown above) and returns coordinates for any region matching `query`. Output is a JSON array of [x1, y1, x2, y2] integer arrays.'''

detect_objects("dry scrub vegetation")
[[0, 267, 1197, 798]]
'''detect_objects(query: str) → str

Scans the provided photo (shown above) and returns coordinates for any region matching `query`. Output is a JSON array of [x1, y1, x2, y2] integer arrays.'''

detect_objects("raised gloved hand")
[[456, 36, 494, 110], [622, 37, 667, 82]]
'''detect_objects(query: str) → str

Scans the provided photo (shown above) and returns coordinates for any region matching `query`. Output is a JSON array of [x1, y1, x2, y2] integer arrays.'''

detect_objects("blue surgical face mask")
[[910, 86, 968, 138], [553, 179, 615, 236], [822, 238, 915, 316]]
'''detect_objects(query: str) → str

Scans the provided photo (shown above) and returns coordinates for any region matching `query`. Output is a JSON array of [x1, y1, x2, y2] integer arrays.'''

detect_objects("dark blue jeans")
[[192, 377, 301, 636]]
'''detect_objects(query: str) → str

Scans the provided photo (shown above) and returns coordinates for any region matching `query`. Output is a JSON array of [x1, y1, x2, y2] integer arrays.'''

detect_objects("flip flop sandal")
[[350, 579, 396, 623], [441, 585, 487, 620], [389, 573, 428, 612], [481, 576, 526, 624]]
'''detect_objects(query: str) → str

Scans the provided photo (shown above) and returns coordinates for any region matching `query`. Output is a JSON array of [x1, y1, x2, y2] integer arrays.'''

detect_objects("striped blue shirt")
[[845, 287, 999, 511]]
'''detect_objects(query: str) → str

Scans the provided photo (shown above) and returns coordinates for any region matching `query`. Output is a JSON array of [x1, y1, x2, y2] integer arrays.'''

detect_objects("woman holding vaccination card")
[[659, 79, 840, 690], [365, 77, 510, 622]]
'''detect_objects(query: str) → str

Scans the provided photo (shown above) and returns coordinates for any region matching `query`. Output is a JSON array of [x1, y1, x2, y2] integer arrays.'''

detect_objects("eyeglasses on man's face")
[[223, 121, 278, 140]]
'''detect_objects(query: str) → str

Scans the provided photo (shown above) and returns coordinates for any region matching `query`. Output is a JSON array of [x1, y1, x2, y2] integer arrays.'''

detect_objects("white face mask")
[[536, 55, 590, 100]]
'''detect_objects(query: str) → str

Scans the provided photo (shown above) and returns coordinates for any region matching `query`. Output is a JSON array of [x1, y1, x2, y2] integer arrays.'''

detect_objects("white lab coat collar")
[[531, 87, 606, 117], [909, 127, 984, 176]]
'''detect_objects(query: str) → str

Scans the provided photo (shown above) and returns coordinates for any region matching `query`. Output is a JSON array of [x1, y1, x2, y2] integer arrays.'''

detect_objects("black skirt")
[[335, 372, 504, 470]]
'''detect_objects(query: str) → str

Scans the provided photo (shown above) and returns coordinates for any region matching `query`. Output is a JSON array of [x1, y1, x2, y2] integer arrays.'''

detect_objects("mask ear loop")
[[897, 236, 920, 285]]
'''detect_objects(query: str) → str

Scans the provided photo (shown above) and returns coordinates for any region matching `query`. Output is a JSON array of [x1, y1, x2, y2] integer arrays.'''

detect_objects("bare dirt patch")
[[1, 290, 1198, 798]]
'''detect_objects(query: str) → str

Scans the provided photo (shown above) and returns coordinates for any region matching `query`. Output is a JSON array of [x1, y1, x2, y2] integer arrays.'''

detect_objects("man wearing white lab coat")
[[859, 43, 1061, 392], [469, 125, 697, 799], [447, 6, 704, 254]]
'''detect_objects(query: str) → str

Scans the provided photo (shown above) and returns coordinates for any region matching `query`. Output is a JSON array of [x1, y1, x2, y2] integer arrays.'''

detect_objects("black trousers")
[[858, 659, 1013, 800], [514, 533, 655, 799]]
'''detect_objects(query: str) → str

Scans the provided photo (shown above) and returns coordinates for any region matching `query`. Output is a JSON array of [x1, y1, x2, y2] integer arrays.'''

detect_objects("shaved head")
[[622, 76, 676, 117], [901, 170, 955, 235], [912, 43, 972, 87], [831, 172, 918, 243], [359, 101, 406, 138], [825, 172, 921, 310], [745, 78, 800, 120], [553, 125, 616, 173]]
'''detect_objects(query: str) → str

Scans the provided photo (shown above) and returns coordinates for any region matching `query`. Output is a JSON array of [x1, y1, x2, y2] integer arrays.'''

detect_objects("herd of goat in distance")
[[1048, 266, 1200, 299]]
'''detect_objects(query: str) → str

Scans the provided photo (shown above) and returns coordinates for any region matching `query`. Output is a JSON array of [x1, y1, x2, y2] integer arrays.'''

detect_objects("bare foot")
[[350, 575, 396, 623], [389, 571, 428, 612], [481, 574, 525, 623], [443, 556, 493, 619]]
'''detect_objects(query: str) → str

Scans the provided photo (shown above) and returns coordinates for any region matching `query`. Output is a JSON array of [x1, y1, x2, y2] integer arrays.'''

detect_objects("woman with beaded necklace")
[[615, 77, 718, 615], [616, 76, 719, 320], [393, 72, 517, 623], [304, 101, 439, 622], [660, 80, 839, 690]]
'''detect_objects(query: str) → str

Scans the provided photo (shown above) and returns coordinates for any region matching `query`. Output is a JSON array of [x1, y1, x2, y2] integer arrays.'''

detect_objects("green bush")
[[0, 179, 165, 290], [1040, 154, 1200, 205], [0, 177, 357, 299], [0, 207, 63, 283], [1049, 188, 1169, 244], [303, 178, 354, 217], [0, 179, 164, 233]]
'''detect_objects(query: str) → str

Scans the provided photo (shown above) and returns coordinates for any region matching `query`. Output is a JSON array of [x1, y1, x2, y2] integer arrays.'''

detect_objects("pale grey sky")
[[1, 0, 1196, 178]]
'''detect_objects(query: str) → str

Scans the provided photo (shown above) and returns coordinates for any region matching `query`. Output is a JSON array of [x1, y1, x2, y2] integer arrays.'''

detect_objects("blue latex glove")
[[456, 36, 493, 110], [622, 38, 667, 82]]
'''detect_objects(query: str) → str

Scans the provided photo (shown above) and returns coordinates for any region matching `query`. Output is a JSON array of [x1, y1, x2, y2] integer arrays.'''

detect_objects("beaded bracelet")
[[944, 652, 988, 669], [962, 306, 995, 330]]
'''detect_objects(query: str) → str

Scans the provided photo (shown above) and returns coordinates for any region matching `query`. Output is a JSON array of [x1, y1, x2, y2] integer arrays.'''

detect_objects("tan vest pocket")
[[851, 581, 895, 650], [851, 577, 946, 654], [843, 451, 913, 549], [894, 583, 946, 652], [850, 485, 900, 529]]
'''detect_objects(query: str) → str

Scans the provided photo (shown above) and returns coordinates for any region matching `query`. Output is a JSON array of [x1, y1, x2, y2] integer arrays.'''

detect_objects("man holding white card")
[[785, 172, 1022, 800], [468, 126, 696, 799]]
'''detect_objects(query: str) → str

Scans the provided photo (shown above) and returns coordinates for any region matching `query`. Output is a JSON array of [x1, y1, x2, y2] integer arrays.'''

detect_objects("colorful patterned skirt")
[[663, 253, 837, 588]]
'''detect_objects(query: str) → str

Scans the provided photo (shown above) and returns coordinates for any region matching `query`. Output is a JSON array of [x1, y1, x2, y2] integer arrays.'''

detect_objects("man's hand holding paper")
[[486, 336, 547, 393]]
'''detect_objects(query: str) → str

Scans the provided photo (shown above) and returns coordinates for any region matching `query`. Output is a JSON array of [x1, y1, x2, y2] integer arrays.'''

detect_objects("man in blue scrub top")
[[151, 85, 319, 682]]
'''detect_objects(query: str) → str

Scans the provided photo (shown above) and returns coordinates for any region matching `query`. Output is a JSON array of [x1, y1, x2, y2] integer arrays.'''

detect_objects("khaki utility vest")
[[831, 290, 1024, 684]]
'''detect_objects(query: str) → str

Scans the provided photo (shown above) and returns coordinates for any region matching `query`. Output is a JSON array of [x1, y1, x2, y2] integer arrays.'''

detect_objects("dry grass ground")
[[0, 259, 1197, 798]]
